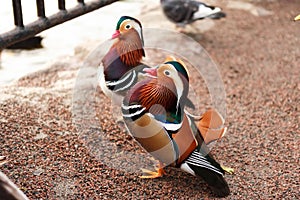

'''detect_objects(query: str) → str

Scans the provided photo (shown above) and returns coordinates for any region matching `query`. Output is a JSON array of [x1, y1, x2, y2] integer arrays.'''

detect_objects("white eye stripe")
[[163, 64, 184, 109], [121, 20, 143, 43]]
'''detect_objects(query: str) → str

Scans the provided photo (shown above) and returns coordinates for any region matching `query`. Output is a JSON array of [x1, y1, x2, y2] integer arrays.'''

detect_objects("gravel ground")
[[1, 0, 299, 199]]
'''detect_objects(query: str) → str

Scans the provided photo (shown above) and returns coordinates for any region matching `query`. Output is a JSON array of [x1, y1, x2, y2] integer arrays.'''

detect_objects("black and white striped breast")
[[122, 103, 146, 121], [106, 70, 137, 93]]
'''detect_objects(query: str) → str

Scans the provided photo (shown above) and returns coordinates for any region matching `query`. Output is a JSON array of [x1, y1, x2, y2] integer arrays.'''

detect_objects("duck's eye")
[[125, 24, 131, 29], [164, 70, 171, 76]]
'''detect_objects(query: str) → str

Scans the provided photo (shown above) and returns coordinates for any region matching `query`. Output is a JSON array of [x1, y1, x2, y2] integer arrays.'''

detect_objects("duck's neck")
[[139, 79, 183, 123], [102, 30, 144, 82], [116, 30, 144, 67]]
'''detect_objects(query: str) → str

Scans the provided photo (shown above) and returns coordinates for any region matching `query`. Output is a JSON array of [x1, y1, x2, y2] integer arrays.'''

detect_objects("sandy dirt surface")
[[0, 0, 299, 199]]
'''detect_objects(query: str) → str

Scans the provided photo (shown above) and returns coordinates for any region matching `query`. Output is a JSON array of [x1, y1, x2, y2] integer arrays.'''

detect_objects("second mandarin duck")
[[99, 16, 148, 105], [122, 61, 230, 197]]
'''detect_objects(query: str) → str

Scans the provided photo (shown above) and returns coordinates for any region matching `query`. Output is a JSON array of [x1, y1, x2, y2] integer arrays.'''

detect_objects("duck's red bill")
[[112, 30, 120, 39], [143, 67, 157, 77]]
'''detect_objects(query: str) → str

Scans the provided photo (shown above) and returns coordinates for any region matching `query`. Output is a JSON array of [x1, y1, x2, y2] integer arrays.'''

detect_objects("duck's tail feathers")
[[195, 108, 227, 145], [180, 150, 230, 197], [193, 4, 224, 20], [208, 11, 226, 19]]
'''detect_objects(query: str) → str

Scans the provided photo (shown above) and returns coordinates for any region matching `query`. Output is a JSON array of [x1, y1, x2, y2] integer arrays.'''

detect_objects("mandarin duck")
[[122, 61, 230, 197], [161, 0, 226, 30], [295, 14, 300, 21], [163, 56, 228, 147], [99, 16, 148, 105]]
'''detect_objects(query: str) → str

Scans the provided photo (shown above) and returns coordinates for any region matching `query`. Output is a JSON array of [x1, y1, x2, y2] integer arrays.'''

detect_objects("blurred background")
[[0, 0, 144, 85], [0, 0, 299, 199]]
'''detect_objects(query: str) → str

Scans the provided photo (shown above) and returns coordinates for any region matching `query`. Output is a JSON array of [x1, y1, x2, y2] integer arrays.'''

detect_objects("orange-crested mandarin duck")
[[99, 16, 148, 105], [163, 55, 227, 146], [122, 61, 230, 197], [295, 14, 300, 21], [161, 0, 226, 29]]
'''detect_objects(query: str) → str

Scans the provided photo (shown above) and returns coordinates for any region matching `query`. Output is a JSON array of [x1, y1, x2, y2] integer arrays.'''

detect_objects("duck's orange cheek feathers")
[[116, 29, 144, 67]]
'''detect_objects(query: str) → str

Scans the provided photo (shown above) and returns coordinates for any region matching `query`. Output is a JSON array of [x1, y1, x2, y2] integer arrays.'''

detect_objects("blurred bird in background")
[[160, 0, 226, 31], [122, 61, 231, 197]]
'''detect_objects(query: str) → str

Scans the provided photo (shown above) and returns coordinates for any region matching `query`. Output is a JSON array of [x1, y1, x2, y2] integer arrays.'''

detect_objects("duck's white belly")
[[98, 64, 123, 106]]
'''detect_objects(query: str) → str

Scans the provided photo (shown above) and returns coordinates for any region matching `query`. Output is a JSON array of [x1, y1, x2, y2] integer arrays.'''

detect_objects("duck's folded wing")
[[123, 112, 178, 166]]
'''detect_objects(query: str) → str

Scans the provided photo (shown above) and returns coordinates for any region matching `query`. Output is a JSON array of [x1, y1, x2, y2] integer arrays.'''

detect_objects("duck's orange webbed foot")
[[140, 162, 166, 179], [221, 165, 234, 174]]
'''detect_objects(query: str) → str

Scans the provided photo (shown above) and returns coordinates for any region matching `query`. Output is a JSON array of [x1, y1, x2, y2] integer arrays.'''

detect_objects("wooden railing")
[[0, 0, 120, 49]]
